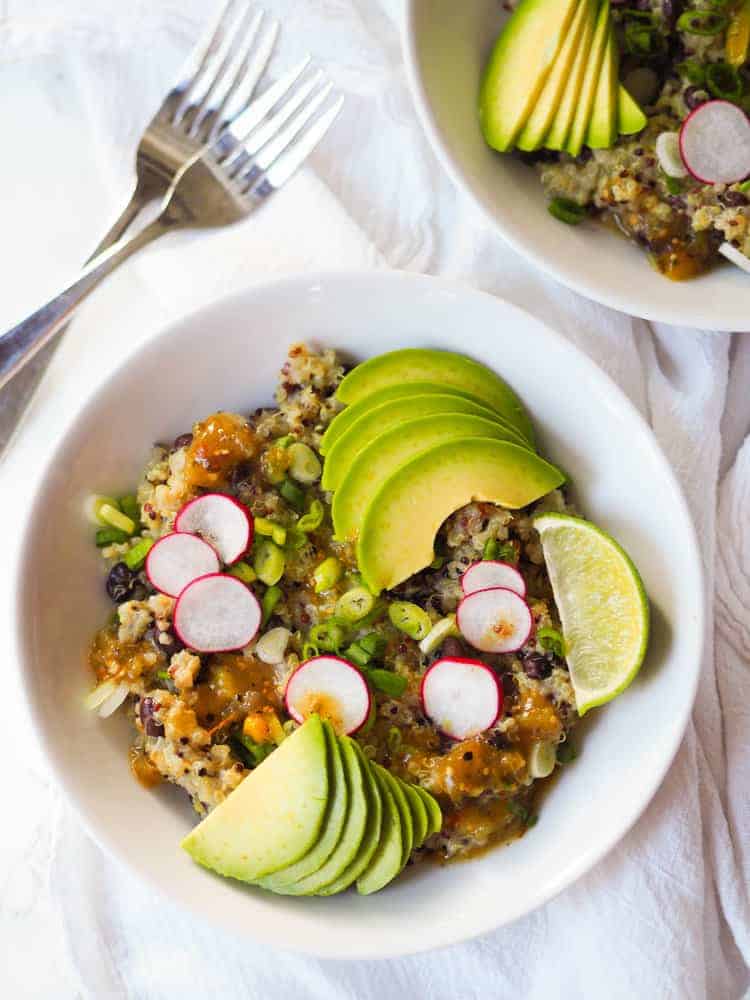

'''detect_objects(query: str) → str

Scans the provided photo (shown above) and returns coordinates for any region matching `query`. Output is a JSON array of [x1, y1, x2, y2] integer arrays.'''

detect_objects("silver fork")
[[94, 0, 280, 254], [0, 0, 277, 451], [0, 65, 344, 389]]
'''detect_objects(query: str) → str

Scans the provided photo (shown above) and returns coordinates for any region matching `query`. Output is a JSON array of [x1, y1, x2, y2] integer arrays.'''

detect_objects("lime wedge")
[[533, 513, 649, 715]]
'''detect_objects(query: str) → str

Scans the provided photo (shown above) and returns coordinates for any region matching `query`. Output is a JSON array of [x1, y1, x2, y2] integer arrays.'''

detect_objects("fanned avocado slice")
[[566, 0, 610, 156], [180, 716, 328, 882], [279, 735, 368, 895], [479, 0, 581, 152], [545, 0, 598, 150], [256, 721, 347, 891], [399, 779, 429, 848], [356, 766, 403, 895], [586, 17, 618, 149], [317, 742, 383, 895], [618, 84, 647, 136], [320, 381, 491, 455], [322, 394, 525, 493], [375, 765, 414, 871], [335, 349, 534, 446], [415, 786, 443, 837], [517, 0, 590, 151], [357, 439, 565, 593], [332, 413, 534, 542]]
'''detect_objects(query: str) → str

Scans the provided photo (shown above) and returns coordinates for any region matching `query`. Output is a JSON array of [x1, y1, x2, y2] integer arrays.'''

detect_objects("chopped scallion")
[[124, 537, 154, 571]]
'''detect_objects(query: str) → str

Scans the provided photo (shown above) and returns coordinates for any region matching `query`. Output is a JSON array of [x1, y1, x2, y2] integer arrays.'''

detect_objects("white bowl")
[[403, 1, 747, 331], [16, 271, 703, 958]]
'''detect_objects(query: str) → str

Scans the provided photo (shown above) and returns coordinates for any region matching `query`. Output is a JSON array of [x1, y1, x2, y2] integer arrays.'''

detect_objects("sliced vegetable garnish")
[[255, 626, 291, 664], [655, 132, 688, 179], [98, 503, 136, 536], [84, 494, 120, 526], [173, 573, 261, 653], [461, 560, 526, 598], [420, 657, 502, 740], [253, 539, 285, 586], [367, 669, 408, 698], [418, 614, 459, 656], [457, 587, 533, 654], [280, 478, 305, 511], [527, 740, 557, 779], [676, 9, 728, 35], [95, 527, 130, 547], [261, 584, 282, 626], [335, 586, 376, 622], [679, 99, 750, 184], [548, 197, 586, 225], [145, 532, 220, 598], [285, 656, 371, 735], [175, 493, 252, 565], [705, 61, 743, 101], [313, 556, 343, 593], [297, 499, 324, 533], [287, 442, 322, 483], [388, 601, 431, 640], [124, 537, 154, 571], [536, 625, 566, 658], [228, 561, 257, 584]]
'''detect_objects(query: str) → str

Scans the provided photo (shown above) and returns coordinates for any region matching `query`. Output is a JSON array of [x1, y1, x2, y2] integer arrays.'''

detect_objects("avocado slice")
[[321, 381, 490, 455], [277, 735, 368, 895], [357, 766, 403, 895], [479, 0, 581, 152], [586, 18, 618, 149], [322, 394, 526, 493], [399, 779, 429, 848], [618, 84, 647, 136], [358, 438, 565, 593], [181, 716, 328, 882], [332, 413, 534, 541], [516, 0, 589, 151], [318, 742, 383, 895], [374, 765, 413, 871], [545, 0, 598, 150], [415, 786, 443, 837], [336, 349, 534, 446], [566, 0, 610, 156], [256, 721, 347, 891]]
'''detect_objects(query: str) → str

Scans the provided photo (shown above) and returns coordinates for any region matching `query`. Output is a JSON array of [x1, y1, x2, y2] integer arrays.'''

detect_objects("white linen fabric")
[[0, 2, 748, 998]]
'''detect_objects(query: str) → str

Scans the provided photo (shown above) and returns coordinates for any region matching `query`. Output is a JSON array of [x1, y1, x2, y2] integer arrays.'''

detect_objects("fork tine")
[[214, 18, 281, 137], [172, 0, 243, 125], [187, 3, 260, 138], [246, 95, 345, 194], [217, 56, 311, 160], [240, 71, 324, 157], [252, 83, 334, 172]]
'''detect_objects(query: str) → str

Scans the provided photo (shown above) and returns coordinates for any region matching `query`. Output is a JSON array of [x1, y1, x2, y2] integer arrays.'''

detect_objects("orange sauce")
[[190, 654, 280, 727], [297, 691, 344, 734], [89, 626, 161, 682], [184, 412, 258, 488], [129, 747, 162, 788]]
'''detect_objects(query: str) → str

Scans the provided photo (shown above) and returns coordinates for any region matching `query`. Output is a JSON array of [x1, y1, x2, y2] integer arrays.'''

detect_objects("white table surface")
[[0, 2, 749, 998]]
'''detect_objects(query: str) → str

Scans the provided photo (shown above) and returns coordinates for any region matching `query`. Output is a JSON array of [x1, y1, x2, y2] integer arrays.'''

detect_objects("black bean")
[[721, 190, 749, 208], [501, 672, 517, 697], [521, 651, 553, 680], [173, 432, 193, 450], [140, 697, 165, 737], [106, 562, 138, 603]]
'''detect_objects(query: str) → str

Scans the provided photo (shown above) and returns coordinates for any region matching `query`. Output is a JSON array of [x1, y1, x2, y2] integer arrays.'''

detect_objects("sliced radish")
[[173, 573, 261, 652], [457, 587, 532, 654], [285, 656, 371, 735], [175, 494, 252, 564], [719, 241, 750, 273], [145, 532, 220, 598], [655, 132, 687, 179], [420, 657, 502, 740], [461, 560, 526, 598], [679, 100, 750, 184]]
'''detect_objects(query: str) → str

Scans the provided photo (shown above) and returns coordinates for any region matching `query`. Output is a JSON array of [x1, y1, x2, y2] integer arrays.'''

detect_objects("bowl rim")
[[401, 1, 741, 332], [14, 270, 705, 958]]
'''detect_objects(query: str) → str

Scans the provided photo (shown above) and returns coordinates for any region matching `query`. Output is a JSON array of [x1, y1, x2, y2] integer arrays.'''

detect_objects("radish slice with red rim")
[[285, 656, 371, 735], [145, 532, 220, 598], [461, 560, 526, 598], [173, 573, 261, 652], [719, 241, 750, 273], [420, 657, 502, 740], [679, 100, 750, 184], [457, 587, 533, 654], [175, 494, 252, 564]]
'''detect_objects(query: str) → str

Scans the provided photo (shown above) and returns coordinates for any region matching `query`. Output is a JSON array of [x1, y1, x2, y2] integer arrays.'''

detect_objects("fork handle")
[[88, 176, 164, 260], [0, 215, 175, 392]]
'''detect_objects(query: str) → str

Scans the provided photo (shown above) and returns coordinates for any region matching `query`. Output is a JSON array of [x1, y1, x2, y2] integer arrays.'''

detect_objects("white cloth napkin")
[[1, 2, 748, 998]]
